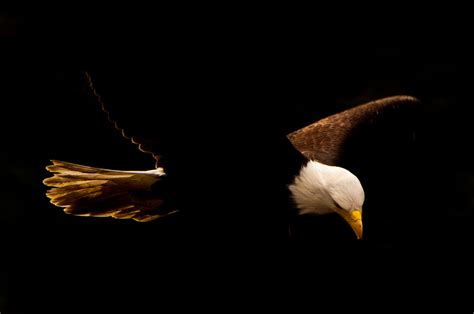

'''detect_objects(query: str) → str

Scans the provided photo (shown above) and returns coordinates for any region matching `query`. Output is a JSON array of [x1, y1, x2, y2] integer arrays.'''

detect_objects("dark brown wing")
[[85, 72, 165, 168], [287, 96, 421, 165]]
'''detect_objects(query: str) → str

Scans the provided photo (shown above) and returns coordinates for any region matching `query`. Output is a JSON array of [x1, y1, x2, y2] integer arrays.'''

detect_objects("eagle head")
[[289, 160, 365, 239]]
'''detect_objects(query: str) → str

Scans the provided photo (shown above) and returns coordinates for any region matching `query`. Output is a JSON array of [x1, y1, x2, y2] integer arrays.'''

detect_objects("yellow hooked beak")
[[335, 208, 363, 239]]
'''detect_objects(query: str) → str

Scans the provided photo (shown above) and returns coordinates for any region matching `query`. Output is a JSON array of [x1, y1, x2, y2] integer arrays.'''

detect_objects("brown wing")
[[287, 96, 420, 165]]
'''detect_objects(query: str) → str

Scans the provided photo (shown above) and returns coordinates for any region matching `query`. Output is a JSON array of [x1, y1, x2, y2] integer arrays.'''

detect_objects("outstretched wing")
[[43, 72, 184, 222], [44, 160, 177, 222], [287, 96, 420, 166]]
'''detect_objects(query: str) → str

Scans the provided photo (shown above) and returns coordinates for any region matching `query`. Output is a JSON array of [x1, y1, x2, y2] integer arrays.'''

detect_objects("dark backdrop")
[[0, 8, 469, 313]]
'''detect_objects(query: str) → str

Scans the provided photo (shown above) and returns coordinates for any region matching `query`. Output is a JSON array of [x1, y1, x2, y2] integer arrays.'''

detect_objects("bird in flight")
[[43, 73, 419, 239]]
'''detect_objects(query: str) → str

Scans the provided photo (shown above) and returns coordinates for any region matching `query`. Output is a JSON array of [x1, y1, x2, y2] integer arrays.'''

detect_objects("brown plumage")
[[287, 95, 421, 166]]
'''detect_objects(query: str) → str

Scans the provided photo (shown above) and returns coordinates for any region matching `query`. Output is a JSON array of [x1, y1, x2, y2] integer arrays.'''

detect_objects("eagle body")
[[43, 72, 420, 241]]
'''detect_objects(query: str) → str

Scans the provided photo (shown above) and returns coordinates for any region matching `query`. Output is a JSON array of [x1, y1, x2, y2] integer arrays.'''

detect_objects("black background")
[[0, 7, 470, 313]]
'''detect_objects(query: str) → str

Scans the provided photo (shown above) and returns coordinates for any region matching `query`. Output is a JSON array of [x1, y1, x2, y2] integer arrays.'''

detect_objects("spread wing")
[[287, 96, 421, 166], [43, 72, 183, 222]]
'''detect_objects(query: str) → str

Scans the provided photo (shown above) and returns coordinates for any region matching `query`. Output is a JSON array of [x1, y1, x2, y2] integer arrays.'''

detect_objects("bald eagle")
[[43, 73, 419, 239]]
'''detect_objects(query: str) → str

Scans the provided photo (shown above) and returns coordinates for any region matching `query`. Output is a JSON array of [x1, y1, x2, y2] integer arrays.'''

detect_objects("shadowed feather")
[[85, 72, 165, 168]]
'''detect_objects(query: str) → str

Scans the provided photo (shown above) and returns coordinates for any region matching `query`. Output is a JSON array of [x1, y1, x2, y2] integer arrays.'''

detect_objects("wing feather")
[[287, 95, 420, 165], [44, 160, 176, 222]]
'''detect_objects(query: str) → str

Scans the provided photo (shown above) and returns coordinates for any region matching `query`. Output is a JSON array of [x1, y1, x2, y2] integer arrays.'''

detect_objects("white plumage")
[[289, 161, 364, 216]]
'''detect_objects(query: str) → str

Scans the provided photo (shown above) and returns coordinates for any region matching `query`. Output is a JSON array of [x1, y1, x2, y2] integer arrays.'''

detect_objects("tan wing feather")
[[44, 160, 177, 222]]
